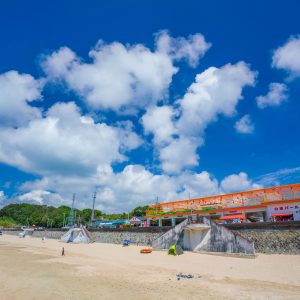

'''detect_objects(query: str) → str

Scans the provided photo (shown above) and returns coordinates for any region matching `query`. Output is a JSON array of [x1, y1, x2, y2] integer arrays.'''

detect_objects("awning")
[[220, 214, 245, 220], [271, 213, 293, 217]]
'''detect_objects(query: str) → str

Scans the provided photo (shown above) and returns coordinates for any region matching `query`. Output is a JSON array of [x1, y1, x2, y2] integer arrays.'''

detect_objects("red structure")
[[145, 183, 300, 224]]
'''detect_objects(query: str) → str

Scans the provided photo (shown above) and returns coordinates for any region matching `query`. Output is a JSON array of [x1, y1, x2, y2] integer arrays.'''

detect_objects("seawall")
[[2, 222, 300, 254], [226, 221, 300, 255], [2, 227, 171, 246]]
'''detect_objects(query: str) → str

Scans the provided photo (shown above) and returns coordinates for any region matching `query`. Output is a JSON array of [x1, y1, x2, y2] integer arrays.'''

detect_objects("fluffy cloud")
[[18, 166, 177, 211], [42, 32, 210, 112], [159, 137, 200, 173], [177, 62, 256, 137], [18, 166, 219, 212], [0, 191, 6, 207], [142, 62, 256, 173], [235, 114, 254, 134], [0, 102, 141, 177], [156, 31, 211, 67], [141, 105, 177, 145], [272, 35, 300, 77], [0, 71, 43, 127], [0, 32, 264, 212], [220, 172, 262, 193], [175, 171, 219, 199], [256, 82, 288, 109], [18, 189, 64, 206], [18, 167, 261, 212]]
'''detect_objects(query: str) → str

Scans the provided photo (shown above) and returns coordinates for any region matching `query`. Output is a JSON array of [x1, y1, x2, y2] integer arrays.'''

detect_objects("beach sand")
[[0, 235, 300, 299]]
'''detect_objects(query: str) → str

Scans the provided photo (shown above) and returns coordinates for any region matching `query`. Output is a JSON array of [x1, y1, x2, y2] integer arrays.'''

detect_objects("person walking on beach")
[[61, 247, 65, 256]]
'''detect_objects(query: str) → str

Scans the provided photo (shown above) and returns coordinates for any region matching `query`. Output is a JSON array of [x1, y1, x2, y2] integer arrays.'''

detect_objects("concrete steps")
[[152, 217, 255, 255]]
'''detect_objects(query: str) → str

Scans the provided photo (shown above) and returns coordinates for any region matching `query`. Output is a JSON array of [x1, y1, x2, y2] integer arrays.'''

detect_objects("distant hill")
[[0, 203, 148, 228]]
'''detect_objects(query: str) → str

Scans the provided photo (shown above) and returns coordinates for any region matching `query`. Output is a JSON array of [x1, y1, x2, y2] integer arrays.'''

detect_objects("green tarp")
[[168, 244, 184, 255]]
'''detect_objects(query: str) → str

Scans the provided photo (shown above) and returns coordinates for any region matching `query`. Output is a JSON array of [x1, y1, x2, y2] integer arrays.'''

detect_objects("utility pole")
[[68, 193, 76, 227], [91, 192, 96, 227], [189, 192, 192, 215]]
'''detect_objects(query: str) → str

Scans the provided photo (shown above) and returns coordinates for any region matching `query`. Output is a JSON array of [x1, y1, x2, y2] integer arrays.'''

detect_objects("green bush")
[[0, 216, 19, 228]]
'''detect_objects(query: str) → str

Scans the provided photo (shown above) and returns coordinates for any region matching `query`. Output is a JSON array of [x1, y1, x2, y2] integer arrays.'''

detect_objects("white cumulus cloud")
[[0, 32, 265, 212], [18, 167, 261, 212], [235, 114, 254, 134], [272, 35, 300, 78], [159, 137, 200, 174], [256, 82, 288, 109], [141, 105, 177, 146], [156, 31, 211, 67], [0, 71, 44, 127], [0, 191, 6, 207], [42, 32, 210, 113], [177, 62, 256, 137], [220, 172, 262, 193], [142, 61, 256, 173], [18, 189, 64, 205], [0, 102, 141, 177]]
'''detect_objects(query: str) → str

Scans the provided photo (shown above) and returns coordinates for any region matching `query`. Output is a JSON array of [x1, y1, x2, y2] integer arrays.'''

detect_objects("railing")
[[146, 183, 300, 217]]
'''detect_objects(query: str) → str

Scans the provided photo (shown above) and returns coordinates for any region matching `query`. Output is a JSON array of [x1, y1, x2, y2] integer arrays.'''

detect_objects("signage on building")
[[267, 203, 300, 221], [130, 216, 141, 223]]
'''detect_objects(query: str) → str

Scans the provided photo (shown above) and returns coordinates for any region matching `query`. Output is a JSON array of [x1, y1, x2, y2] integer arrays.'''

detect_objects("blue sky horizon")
[[0, 0, 299, 212]]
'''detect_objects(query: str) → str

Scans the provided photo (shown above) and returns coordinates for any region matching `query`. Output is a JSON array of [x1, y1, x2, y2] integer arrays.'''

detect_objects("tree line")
[[0, 203, 148, 228]]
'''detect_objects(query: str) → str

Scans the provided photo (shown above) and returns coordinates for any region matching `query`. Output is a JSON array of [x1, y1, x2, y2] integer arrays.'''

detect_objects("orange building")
[[145, 183, 300, 226]]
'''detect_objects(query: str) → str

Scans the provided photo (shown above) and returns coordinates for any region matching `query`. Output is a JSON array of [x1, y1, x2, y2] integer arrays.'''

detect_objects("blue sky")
[[0, 0, 299, 212]]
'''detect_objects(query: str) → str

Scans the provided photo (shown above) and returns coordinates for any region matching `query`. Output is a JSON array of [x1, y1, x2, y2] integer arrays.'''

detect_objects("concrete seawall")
[[2, 222, 300, 254], [152, 219, 188, 249], [2, 227, 171, 246], [227, 222, 300, 254], [198, 218, 255, 254]]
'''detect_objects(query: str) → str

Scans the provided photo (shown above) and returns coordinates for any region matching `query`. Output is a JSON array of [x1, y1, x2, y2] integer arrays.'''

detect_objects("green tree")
[[0, 216, 19, 228], [130, 205, 148, 217]]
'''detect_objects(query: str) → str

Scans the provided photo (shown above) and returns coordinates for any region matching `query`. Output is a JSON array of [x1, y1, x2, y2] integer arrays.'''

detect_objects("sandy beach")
[[0, 235, 300, 299]]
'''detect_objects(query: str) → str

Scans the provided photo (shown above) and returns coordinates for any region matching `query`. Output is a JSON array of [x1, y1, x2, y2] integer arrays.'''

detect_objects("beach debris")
[[62, 247, 65, 256], [176, 273, 199, 280], [123, 239, 131, 246], [140, 248, 152, 254]]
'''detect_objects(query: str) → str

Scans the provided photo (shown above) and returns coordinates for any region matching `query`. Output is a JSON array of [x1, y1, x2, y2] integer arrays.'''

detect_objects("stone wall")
[[229, 232, 297, 254], [226, 222, 300, 254], [232, 229, 300, 254], [92, 231, 161, 245], [2, 227, 170, 246]]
